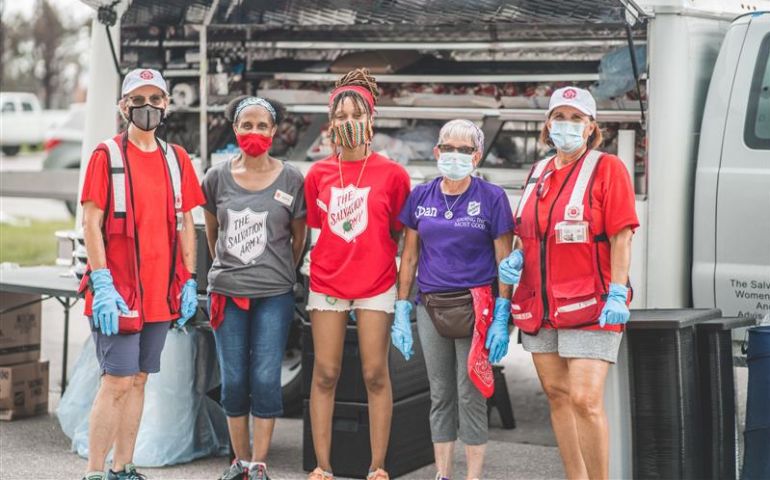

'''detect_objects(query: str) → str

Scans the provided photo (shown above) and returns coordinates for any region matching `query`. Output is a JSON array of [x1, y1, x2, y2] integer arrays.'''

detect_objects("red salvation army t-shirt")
[[80, 138, 206, 322], [305, 152, 411, 299], [525, 151, 639, 332]]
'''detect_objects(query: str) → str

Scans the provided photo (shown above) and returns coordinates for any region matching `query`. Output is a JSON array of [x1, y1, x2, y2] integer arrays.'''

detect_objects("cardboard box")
[[0, 293, 42, 365], [0, 360, 49, 420]]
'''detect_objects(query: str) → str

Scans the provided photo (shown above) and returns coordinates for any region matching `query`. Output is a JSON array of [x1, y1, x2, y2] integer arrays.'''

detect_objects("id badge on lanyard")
[[555, 204, 589, 244]]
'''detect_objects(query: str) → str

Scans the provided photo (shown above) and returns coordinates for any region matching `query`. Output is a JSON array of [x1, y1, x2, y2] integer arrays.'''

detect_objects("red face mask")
[[236, 133, 273, 157]]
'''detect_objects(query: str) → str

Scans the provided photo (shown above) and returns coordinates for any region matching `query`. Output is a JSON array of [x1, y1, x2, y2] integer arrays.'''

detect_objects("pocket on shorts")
[[551, 276, 600, 328]]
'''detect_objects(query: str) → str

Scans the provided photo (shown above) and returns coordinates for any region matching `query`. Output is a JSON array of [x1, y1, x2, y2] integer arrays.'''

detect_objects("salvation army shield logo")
[[225, 208, 268, 264], [328, 185, 370, 243], [467, 201, 481, 216]]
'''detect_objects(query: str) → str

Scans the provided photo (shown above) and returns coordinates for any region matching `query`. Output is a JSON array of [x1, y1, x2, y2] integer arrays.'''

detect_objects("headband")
[[329, 86, 376, 113], [234, 97, 276, 123]]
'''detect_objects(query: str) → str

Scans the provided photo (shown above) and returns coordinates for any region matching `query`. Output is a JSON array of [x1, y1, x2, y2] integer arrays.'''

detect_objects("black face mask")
[[128, 104, 164, 131]]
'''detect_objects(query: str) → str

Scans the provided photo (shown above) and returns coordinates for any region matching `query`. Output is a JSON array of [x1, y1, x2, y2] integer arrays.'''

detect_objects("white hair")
[[437, 119, 485, 154]]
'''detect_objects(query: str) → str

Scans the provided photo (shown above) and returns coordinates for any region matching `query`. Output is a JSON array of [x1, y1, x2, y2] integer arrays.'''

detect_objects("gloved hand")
[[486, 297, 511, 364], [391, 300, 414, 361], [599, 283, 630, 328], [498, 250, 524, 285], [178, 279, 198, 327], [90, 268, 129, 336]]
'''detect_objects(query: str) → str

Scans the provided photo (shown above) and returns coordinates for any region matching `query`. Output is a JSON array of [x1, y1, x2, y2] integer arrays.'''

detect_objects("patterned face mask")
[[330, 120, 371, 149]]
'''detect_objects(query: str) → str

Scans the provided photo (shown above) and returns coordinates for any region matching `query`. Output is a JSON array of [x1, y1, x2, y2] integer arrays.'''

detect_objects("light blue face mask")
[[549, 120, 587, 153], [437, 152, 475, 180]]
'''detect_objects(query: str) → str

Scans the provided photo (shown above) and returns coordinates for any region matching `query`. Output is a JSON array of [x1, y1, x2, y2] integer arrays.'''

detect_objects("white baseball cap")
[[546, 86, 597, 119], [121, 68, 169, 96]]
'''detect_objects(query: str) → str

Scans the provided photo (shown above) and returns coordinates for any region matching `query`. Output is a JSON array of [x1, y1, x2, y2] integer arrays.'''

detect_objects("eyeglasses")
[[437, 144, 476, 155], [127, 94, 166, 107]]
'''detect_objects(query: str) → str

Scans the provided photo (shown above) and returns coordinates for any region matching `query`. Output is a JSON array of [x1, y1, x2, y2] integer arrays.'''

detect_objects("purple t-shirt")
[[399, 176, 515, 294]]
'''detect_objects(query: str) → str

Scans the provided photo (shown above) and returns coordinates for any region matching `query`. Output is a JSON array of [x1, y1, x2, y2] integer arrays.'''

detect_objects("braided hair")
[[329, 68, 379, 119]]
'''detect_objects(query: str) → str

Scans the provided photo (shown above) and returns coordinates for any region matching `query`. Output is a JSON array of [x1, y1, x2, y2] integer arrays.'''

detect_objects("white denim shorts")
[[306, 284, 396, 314]]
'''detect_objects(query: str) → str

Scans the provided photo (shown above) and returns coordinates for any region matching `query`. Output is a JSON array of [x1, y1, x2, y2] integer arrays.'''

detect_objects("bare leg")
[[433, 442, 454, 478], [567, 358, 610, 480], [251, 417, 276, 463], [532, 353, 588, 480], [465, 443, 487, 480], [356, 308, 393, 471], [86, 374, 135, 472], [223, 415, 250, 462], [111, 372, 149, 471], [308, 310, 348, 472]]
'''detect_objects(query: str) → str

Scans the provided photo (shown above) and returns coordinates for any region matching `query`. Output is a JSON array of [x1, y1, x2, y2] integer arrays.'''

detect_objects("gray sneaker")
[[219, 460, 248, 480], [82, 473, 105, 480], [249, 462, 270, 480], [106, 464, 146, 480]]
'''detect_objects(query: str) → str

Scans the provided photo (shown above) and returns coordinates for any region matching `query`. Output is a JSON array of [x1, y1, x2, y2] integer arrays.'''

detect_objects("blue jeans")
[[211, 291, 294, 417]]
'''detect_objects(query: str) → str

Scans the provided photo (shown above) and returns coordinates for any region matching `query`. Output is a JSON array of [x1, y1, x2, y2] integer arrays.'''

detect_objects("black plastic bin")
[[627, 308, 721, 480], [301, 320, 429, 402], [696, 317, 755, 480], [302, 391, 434, 478]]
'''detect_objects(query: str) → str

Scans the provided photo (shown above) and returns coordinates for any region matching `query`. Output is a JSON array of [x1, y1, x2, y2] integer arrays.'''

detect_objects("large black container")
[[301, 320, 429, 402], [627, 308, 721, 480], [742, 325, 770, 480], [695, 317, 755, 480], [302, 391, 434, 478], [194, 223, 212, 294]]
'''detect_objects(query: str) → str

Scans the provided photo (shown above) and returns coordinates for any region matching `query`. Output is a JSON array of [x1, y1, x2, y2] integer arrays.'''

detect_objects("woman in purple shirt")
[[394, 119, 515, 480]]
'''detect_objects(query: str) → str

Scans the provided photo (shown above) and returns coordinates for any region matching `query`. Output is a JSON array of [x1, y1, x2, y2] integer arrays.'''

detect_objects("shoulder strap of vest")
[[157, 139, 184, 231], [566, 150, 602, 209], [514, 156, 551, 220], [103, 138, 127, 218]]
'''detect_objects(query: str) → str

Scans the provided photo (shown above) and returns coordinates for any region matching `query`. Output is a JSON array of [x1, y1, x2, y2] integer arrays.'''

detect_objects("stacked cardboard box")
[[0, 292, 49, 420]]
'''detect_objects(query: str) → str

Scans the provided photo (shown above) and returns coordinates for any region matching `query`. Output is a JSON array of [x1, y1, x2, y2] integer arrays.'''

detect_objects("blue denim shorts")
[[90, 320, 171, 376], [211, 291, 294, 418]]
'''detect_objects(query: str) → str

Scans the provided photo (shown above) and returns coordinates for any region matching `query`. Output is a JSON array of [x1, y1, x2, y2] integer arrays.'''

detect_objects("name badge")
[[555, 221, 589, 244], [274, 189, 294, 207]]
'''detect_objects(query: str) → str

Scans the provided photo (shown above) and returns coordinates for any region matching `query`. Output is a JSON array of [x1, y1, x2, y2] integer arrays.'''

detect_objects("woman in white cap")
[[498, 86, 638, 479]]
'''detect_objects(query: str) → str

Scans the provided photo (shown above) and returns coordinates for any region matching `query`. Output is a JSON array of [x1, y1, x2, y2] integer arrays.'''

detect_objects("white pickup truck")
[[0, 92, 66, 156]]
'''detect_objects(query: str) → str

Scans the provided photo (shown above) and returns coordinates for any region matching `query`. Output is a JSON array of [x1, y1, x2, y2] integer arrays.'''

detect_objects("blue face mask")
[[437, 152, 475, 180], [549, 120, 587, 153]]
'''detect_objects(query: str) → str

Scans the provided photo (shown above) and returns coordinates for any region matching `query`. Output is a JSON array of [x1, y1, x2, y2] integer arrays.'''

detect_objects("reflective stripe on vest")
[[565, 150, 602, 214], [103, 137, 183, 228], [514, 157, 551, 220]]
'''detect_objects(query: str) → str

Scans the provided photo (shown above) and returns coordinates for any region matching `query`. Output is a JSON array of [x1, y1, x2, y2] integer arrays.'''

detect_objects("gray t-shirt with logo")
[[201, 159, 306, 297]]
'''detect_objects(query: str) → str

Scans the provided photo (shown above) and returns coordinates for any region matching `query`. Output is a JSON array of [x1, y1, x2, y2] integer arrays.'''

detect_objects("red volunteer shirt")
[[530, 152, 639, 332], [80, 139, 206, 322], [305, 152, 411, 299]]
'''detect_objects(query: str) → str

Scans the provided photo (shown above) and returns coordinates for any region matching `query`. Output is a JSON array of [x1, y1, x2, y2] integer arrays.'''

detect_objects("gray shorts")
[[91, 320, 171, 376], [521, 327, 623, 364]]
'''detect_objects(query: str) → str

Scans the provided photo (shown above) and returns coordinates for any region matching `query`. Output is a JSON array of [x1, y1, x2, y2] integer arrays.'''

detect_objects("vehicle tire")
[[281, 310, 305, 417], [1, 146, 21, 156]]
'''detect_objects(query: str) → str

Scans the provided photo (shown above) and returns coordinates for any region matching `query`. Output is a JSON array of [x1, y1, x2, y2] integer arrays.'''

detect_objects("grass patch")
[[0, 220, 74, 266]]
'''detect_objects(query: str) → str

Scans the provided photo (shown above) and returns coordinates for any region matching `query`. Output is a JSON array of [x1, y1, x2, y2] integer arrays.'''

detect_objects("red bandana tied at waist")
[[468, 285, 496, 398], [208, 292, 250, 330]]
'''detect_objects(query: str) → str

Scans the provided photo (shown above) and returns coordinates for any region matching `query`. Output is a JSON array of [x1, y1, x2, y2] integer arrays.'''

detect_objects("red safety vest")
[[78, 132, 190, 333], [511, 150, 629, 334]]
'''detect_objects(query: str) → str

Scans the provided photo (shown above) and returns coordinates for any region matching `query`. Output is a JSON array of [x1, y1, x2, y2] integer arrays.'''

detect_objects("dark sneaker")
[[219, 460, 248, 480], [248, 462, 270, 480], [106, 464, 147, 480]]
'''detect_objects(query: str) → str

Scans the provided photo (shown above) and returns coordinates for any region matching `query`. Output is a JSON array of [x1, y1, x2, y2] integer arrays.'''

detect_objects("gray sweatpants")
[[416, 304, 488, 445]]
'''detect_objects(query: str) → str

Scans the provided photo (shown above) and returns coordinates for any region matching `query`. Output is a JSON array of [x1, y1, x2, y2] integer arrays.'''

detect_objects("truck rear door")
[[713, 12, 770, 319]]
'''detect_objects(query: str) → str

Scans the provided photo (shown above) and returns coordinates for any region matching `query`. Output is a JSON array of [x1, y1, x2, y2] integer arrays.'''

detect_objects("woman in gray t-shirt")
[[201, 96, 306, 480]]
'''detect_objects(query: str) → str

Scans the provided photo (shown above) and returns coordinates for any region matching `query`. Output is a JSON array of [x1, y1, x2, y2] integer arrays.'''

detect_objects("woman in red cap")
[[499, 86, 638, 480], [303, 68, 411, 480]]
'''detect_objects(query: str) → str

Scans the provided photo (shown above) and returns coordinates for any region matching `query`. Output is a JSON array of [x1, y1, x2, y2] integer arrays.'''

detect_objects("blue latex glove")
[[90, 268, 129, 336], [599, 283, 630, 328], [498, 250, 524, 285], [486, 297, 511, 364], [177, 279, 198, 327], [391, 300, 414, 361]]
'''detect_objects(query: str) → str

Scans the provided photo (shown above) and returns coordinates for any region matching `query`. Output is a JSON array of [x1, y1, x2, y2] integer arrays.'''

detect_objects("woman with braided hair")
[[304, 68, 412, 480]]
